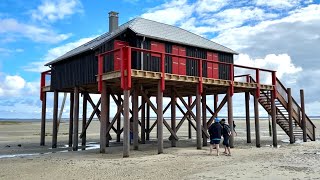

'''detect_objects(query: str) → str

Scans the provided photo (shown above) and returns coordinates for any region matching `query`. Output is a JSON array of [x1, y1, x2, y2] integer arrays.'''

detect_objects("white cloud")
[[0, 18, 71, 43], [24, 36, 96, 72], [195, 0, 230, 14], [31, 0, 83, 23], [255, 0, 312, 9], [0, 75, 26, 97], [141, 0, 194, 25]]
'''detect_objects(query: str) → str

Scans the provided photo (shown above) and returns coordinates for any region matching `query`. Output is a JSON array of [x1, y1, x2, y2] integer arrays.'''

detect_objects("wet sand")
[[0, 119, 319, 180]]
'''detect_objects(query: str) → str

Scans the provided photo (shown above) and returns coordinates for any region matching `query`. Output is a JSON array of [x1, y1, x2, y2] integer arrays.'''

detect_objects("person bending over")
[[220, 119, 232, 156]]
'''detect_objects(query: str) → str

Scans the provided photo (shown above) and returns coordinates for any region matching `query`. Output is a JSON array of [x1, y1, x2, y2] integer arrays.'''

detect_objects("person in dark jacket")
[[208, 117, 222, 156], [220, 119, 232, 156]]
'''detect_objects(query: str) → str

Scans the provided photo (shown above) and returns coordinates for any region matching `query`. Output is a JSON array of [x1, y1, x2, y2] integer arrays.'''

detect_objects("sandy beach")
[[0, 119, 319, 180]]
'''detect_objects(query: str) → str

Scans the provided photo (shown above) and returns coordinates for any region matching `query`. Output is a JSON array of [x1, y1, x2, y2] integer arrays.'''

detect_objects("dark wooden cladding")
[[218, 52, 233, 80], [186, 47, 207, 77], [51, 52, 97, 91], [50, 33, 234, 91]]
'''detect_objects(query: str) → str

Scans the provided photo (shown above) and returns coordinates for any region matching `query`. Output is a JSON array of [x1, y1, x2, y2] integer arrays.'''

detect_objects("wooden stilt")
[[73, 87, 79, 151], [40, 92, 46, 146], [133, 86, 139, 150], [69, 93, 74, 147], [116, 94, 121, 142], [82, 93, 87, 150], [52, 91, 58, 148], [254, 91, 261, 148], [245, 92, 251, 143], [227, 89, 234, 148], [171, 86, 176, 147], [300, 90, 307, 142], [271, 90, 277, 147], [123, 90, 130, 157], [106, 90, 110, 147], [188, 96, 192, 139], [157, 81, 164, 154], [100, 83, 107, 153], [214, 94, 218, 114], [202, 88, 207, 146], [287, 88, 294, 144], [141, 91, 146, 144], [196, 87, 202, 149], [146, 102, 150, 141]]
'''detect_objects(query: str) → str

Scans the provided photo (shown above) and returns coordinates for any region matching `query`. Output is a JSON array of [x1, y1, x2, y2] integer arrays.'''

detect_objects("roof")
[[46, 18, 238, 66]]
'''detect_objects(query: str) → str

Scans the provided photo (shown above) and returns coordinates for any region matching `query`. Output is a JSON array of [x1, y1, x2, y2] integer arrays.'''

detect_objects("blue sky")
[[0, 0, 320, 118]]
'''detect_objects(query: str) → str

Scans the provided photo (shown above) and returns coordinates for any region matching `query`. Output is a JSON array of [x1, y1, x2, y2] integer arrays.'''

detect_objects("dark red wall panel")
[[207, 52, 219, 79], [114, 40, 129, 71]]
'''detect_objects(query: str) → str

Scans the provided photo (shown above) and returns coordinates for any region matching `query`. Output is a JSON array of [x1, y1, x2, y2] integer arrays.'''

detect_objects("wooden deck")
[[42, 69, 273, 96]]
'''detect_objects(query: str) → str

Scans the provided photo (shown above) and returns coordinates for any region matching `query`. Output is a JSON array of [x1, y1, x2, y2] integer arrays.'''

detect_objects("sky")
[[0, 0, 319, 119]]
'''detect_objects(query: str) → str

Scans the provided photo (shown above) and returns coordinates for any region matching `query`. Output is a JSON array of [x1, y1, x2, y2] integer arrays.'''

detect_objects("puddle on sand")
[[0, 142, 100, 159]]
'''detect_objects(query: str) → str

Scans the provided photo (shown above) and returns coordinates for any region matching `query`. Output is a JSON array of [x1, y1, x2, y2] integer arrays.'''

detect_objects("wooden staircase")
[[251, 78, 316, 141]]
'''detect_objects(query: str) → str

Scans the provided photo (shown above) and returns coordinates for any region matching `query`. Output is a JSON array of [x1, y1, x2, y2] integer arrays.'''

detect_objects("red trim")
[[161, 53, 165, 92], [127, 47, 132, 90], [40, 70, 51, 101], [198, 59, 203, 94]]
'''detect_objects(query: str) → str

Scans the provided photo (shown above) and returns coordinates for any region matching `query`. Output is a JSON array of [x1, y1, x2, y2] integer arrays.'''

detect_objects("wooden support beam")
[[52, 90, 58, 148], [157, 81, 164, 154], [147, 101, 170, 133], [106, 104, 123, 137], [141, 92, 146, 144], [82, 93, 87, 150], [214, 94, 218, 115], [106, 90, 110, 147], [287, 88, 294, 144], [40, 92, 46, 146], [202, 89, 207, 146], [271, 90, 277, 147], [245, 92, 251, 143], [87, 95, 101, 118], [100, 83, 107, 153], [188, 96, 192, 139], [123, 90, 130, 157], [117, 94, 121, 142], [206, 95, 228, 126], [300, 89, 307, 142], [196, 87, 202, 149], [133, 86, 139, 150], [254, 91, 260, 148], [73, 87, 80, 151], [69, 92, 74, 147], [146, 102, 150, 141], [171, 87, 176, 147], [227, 89, 234, 148], [79, 98, 101, 139]]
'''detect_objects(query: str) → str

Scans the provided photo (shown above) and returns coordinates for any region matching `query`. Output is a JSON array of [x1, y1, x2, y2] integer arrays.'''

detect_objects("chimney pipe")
[[109, 11, 119, 33]]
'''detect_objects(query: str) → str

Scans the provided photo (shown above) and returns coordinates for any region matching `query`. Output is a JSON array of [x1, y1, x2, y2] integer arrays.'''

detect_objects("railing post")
[[98, 55, 103, 92], [300, 89, 307, 142], [229, 64, 234, 96], [256, 69, 260, 98], [287, 88, 294, 144], [121, 47, 132, 90], [272, 71, 277, 98], [198, 58, 203, 94], [161, 53, 165, 92]]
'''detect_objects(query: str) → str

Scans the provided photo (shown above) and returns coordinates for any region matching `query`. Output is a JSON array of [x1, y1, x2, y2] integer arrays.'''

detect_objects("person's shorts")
[[210, 139, 220, 145], [223, 136, 230, 147]]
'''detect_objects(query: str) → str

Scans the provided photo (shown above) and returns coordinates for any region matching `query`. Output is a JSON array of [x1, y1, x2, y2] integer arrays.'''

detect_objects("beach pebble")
[[17, 144, 22, 147], [5, 145, 10, 147]]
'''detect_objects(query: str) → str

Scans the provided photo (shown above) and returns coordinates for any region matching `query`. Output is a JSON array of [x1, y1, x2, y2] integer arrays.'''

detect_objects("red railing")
[[97, 46, 277, 96], [40, 70, 51, 101]]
